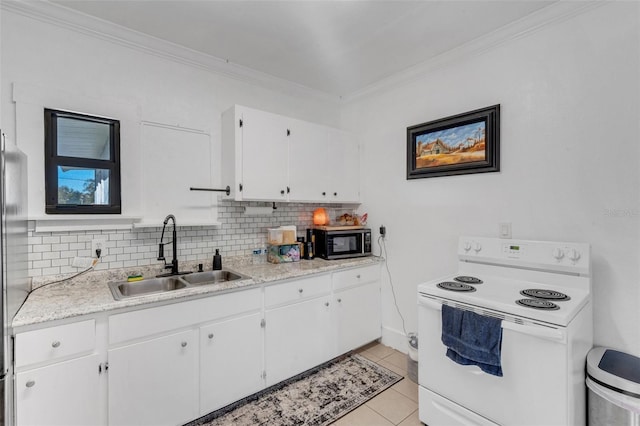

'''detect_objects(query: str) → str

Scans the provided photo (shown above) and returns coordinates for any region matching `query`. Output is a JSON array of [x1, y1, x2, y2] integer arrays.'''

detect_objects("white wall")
[[0, 7, 340, 219], [342, 3, 640, 354]]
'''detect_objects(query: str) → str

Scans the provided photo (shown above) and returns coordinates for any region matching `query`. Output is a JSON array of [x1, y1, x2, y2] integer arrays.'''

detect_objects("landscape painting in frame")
[[407, 105, 500, 179]]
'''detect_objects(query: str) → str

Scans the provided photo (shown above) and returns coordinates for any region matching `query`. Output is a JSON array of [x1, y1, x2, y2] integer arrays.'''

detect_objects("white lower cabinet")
[[15, 353, 100, 426], [265, 295, 332, 387], [333, 282, 381, 357], [13, 264, 381, 426], [199, 312, 263, 415], [108, 329, 198, 426]]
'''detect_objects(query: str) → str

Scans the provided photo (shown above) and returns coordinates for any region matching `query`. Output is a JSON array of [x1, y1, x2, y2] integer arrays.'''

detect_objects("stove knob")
[[473, 241, 482, 253], [567, 248, 581, 262], [552, 248, 564, 260], [463, 241, 472, 252]]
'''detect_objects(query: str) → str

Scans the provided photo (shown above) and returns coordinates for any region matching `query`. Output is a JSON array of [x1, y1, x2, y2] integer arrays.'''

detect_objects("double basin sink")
[[108, 270, 250, 301]]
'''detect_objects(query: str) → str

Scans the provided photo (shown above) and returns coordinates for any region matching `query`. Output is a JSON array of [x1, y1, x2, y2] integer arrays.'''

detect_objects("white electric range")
[[417, 237, 593, 425]]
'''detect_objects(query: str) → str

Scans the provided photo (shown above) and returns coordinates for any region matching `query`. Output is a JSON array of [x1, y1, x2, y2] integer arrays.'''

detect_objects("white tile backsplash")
[[27, 201, 338, 277]]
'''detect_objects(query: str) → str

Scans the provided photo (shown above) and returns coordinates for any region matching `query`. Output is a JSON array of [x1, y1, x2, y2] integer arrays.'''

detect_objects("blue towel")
[[441, 304, 503, 377]]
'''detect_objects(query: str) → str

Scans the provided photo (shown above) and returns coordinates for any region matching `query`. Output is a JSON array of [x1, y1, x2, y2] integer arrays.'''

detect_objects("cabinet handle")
[[181, 341, 188, 348], [334, 192, 337, 196], [325, 302, 330, 307], [208, 333, 214, 339], [25, 380, 35, 388], [357, 275, 361, 279], [51, 341, 61, 348], [298, 288, 303, 293], [337, 298, 342, 303], [281, 189, 285, 195], [322, 192, 326, 196]]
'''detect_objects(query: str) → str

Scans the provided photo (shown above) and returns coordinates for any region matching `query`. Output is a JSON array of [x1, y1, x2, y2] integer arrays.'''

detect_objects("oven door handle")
[[501, 321, 566, 343], [419, 295, 566, 343]]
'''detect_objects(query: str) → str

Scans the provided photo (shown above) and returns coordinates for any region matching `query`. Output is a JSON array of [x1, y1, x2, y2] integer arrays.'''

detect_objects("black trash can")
[[586, 347, 640, 425]]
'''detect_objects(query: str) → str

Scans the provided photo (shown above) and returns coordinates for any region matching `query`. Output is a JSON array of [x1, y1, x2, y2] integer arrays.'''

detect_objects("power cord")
[[378, 234, 408, 337], [26, 254, 101, 297]]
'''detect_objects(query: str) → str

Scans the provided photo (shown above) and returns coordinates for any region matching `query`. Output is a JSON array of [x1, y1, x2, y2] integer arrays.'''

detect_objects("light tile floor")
[[331, 342, 424, 426]]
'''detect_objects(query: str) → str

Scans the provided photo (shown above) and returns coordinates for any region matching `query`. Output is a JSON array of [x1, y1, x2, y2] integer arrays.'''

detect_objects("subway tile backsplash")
[[27, 201, 342, 277]]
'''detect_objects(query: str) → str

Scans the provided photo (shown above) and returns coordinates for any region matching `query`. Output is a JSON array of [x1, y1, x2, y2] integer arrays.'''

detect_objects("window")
[[44, 109, 121, 214]]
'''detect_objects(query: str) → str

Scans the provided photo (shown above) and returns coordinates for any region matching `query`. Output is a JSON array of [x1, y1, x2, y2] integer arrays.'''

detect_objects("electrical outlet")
[[91, 239, 107, 258], [499, 222, 512, 239]]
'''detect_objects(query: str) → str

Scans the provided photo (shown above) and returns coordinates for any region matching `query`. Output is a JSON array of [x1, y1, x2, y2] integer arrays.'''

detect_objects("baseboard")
[[380, 326, 409, 354]]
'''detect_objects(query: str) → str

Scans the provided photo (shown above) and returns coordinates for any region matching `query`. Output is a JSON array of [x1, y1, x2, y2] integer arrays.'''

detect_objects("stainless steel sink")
[[108, 269, 250, 300], [181, 270, 249, 286], [109, 277, 187, 300]]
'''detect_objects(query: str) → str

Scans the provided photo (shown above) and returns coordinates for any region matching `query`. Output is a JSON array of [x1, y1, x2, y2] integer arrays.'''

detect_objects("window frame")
[[44, 108, 122, 214]]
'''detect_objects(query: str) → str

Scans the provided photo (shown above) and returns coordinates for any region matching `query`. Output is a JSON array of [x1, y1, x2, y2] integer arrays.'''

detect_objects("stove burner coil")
[[516, 298, 560, 310], [454, 276, 483, 284], [520, 289, 570, 301], [437, 281, 476, 292]]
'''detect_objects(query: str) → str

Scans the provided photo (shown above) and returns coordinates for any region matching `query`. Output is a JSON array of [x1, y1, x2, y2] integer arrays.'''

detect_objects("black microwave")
[[313, 228, 372, 260]]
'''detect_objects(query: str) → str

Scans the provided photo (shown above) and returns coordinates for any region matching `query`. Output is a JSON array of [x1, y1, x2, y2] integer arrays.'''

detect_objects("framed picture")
[[407, 105, 500, 179]]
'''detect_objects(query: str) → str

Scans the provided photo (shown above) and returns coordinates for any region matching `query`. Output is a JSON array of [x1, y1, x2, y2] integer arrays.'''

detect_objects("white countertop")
[[13, 256, 381, 329]]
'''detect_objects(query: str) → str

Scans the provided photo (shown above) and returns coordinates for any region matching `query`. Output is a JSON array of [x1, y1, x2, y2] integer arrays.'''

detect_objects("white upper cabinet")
[[222, 105, 359, 203], [327, 129, 360, 203], [138, 122, 218, 226], [288, 120, 328, 202]]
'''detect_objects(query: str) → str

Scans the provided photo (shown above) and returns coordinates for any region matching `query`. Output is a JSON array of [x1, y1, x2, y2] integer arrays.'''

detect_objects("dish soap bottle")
[[213, 249, 222, 270]]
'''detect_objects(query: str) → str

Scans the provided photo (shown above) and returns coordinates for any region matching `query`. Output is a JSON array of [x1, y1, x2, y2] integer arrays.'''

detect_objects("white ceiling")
[[51, 0, 555, 97]]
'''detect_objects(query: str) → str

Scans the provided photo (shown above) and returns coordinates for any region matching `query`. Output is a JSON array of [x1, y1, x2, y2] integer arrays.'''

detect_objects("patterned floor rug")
[[186, 354, 403, 426]]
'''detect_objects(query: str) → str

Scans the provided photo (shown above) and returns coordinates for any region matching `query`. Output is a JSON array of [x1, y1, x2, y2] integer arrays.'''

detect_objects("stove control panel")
[[459, 237, 590, 276]]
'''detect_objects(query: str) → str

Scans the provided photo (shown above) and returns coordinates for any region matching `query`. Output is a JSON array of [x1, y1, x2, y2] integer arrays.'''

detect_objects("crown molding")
[[1, 0, 340, 103], [342, 1, 607, 103], [2, 0, 607, 104]]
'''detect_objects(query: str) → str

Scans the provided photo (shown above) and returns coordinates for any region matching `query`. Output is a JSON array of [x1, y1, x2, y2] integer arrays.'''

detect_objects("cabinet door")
[[140, 123, 216, 226], [288, 120, 328, 202], [333, 282, 381, 356], [199, 312, 263, 415], [108, 329, 198, 426], [240, 108, 289, 201], [16, 354, 100, 426], [327, 129, 360, 203], [265, 296, 331, 387]]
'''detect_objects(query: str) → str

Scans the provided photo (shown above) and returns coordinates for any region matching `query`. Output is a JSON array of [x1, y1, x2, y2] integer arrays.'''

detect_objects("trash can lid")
[[587, 347, 640, 398]]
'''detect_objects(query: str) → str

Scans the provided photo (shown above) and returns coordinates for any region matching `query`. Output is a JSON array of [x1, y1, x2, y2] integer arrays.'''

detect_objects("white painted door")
[[333, 282, 381, 357], [327, 129, 360, 203], [199, 312, 264, 415], [108, 329, 198, 426], [140, 122, 216, 226], [288, 120, 328, 202], [240, 107, 289, 201], [264, 296, 331, 387], [15, 354, 100, 426]]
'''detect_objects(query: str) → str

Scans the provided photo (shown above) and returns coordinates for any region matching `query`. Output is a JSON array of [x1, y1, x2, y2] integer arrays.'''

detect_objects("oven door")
[[326, 232, 364, 259], [418, 294, 570, 426]]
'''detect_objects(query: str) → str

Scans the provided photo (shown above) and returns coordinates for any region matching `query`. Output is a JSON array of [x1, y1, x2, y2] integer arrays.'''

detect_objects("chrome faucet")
[[157, 214, 180, 276]]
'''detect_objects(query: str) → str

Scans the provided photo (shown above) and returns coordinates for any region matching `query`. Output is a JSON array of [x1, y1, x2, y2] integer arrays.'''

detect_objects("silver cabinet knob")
[[181, 341, 188, 348], [51, 341, 61, 348], [26, 380, 35, 388], [298, 288, 303, 293], [208, 333, 214, 339]]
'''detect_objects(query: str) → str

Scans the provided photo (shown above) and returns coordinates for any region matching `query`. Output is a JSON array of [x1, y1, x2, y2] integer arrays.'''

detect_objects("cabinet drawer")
[[332, 265, 380, 291], [265, 274, 330, 308], [15, 320, 95, 368], [109, 288, 262, 345]]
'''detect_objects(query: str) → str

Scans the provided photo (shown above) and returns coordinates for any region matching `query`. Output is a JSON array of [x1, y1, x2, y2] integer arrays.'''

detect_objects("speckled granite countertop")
[[13, 256, 381, 329]]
